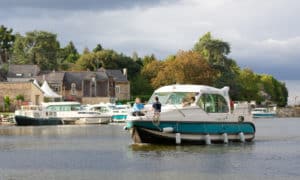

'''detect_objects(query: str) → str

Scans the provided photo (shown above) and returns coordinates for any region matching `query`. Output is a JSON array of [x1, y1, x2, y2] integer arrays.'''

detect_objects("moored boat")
[[15, 102, 111, 125], [15, 105, 63, 126], [86, 103, 130, 123], [125, 84, 255, 145], [251, 107, 276, 118]]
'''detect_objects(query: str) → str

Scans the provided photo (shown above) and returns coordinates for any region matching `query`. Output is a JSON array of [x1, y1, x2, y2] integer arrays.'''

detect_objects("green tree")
[[93, 44, 103, 52], [12, 31, 60, 70], [76, 49, 142, 80], [194, 32, 240, 98], [0, 25, 15, 63], [194, 32, 230, 65], [237, 68, 262, 102], [57, 41, 79, 70], [142, 54, 157, 66]]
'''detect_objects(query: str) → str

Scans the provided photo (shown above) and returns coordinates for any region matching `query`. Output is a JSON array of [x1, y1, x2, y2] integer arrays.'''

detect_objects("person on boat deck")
[[152, 96, 162, 113], [132, 97, 145, 116], [182, 96, 196, 107]]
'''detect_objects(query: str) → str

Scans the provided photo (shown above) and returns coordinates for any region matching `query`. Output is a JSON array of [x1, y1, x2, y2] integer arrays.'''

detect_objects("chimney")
[[123, 68, 127, 77]]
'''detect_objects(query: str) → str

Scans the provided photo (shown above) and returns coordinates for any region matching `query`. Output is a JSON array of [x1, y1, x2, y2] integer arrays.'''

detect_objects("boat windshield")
[[148, 92, 197, 105], [46, 104, 81, 111]]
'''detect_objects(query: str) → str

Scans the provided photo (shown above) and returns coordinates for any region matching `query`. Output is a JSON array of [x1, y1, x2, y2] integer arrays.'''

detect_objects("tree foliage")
[[76, 49, 142, 80], [12, 31, 60, 70], [93, 44, 103, 52], [142, 50, 216, 88], [0, 25, 15, 63]]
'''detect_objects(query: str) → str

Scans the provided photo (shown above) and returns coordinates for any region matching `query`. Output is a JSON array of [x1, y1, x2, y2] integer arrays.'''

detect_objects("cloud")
[[1, 0, 300, 79], [0, 0, 167, 10]]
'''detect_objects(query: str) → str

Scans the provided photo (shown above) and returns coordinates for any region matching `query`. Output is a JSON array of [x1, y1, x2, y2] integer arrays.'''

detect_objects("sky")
[[1, 0, 300, 81]]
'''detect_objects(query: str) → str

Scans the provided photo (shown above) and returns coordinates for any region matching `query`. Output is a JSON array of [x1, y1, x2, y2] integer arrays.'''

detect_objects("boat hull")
[[15, 115, 63, 126], [112, 114, 127, 122], [127, 121, 255, 145], [252, 113, 276, 118]]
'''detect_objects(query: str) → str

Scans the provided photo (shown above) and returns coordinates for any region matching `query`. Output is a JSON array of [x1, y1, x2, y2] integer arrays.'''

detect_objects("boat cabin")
[[147, 84, 230, 113]]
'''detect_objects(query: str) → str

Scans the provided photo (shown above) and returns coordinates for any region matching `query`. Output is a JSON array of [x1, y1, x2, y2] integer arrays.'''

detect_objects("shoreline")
[[277, 107, 300, 117]]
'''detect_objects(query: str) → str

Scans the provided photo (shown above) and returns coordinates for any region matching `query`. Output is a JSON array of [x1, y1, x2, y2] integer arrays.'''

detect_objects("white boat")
[[125, 84, 255, 145], [15, 102, 111, 125], [86, 103, 131, 123], [15, 105, 63, 126], [251, 107, 276, 118]]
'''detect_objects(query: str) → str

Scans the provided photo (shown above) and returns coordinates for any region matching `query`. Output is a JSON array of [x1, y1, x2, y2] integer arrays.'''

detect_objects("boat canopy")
[[41, 81, 62, 98], [148, 84, 231, 109], [154, 84, 229, 95]]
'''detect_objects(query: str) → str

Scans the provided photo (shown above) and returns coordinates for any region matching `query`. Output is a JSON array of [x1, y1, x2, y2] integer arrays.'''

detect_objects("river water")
[[0, 118, 300, 180]]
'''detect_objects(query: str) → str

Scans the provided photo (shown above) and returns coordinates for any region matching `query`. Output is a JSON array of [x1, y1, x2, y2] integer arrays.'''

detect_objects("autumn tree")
[[143, 50, 216, 88]]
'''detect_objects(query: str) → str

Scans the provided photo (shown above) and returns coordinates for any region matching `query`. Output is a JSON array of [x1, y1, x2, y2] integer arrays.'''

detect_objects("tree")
[[93, 44, 103, 52], [0, 25, 15, 63], [12, 31, 60, 70], [237, 68, 262, 102], [76, 49, 142, 79], [57, 41, 79, 70], [143, 50, 216, 88], [142, 54, 157, 66], [194, 32, 240, 98], [194, 32, 230, 65]]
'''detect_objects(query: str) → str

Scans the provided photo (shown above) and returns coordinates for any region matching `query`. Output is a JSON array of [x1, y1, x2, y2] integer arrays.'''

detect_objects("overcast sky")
[[1, 0, 300, 80]]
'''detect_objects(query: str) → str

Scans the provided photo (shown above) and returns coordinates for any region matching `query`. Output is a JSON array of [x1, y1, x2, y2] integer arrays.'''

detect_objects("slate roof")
[[106, 69, 128, 83], [7, 64, 40, 78], [36, 71, 65, 84], [63, 71, 108, 90]]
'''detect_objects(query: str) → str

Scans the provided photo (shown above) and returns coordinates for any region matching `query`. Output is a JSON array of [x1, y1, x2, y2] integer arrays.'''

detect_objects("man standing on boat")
[[152, 96, 161, 113]]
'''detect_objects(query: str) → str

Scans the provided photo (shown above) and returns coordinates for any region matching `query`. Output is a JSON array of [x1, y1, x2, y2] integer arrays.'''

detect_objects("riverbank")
[[277, 107, 300, 117]]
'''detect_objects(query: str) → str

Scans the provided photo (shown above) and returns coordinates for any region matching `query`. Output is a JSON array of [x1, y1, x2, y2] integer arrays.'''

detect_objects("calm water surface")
[[1, 118, 300, 180]]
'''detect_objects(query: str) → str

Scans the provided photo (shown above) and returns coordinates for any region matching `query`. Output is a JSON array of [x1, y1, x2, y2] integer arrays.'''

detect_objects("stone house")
[[4, 65, 131, 104], [0, 82, 44, 111], [106, 69, 130, 100]]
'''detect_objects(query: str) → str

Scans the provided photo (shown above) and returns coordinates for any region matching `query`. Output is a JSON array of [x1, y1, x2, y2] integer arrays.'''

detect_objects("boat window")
[[198, 94, 229, 113], [47, 104, 81, 111], [148, 92, 197, 105], [93, 106, 110, 113]]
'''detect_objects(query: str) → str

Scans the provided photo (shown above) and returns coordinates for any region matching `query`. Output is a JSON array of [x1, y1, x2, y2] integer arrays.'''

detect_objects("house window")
[[115, 86, 120, 94], [71, 83, 76, 95]]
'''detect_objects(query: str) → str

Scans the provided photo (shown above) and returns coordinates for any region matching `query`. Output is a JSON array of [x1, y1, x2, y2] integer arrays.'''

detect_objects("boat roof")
[[42, 102, 81, 106], [154, 84, 229, 95]]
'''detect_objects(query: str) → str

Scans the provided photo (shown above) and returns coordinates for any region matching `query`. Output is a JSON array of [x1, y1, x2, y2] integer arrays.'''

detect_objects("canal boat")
[[87, 103, 131, 123], [15, 102, 111, 125], [251, 107, 276, 118], [125, 84, 256, 145], [43, 102, 111, 124], [15, 105, 63, 126]]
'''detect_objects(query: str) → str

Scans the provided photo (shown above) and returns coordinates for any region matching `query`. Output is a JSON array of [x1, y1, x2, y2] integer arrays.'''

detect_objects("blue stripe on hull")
[[112, 115, 127, 120], [253, 113, 276, 118], [127, 121, 255, 134]]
